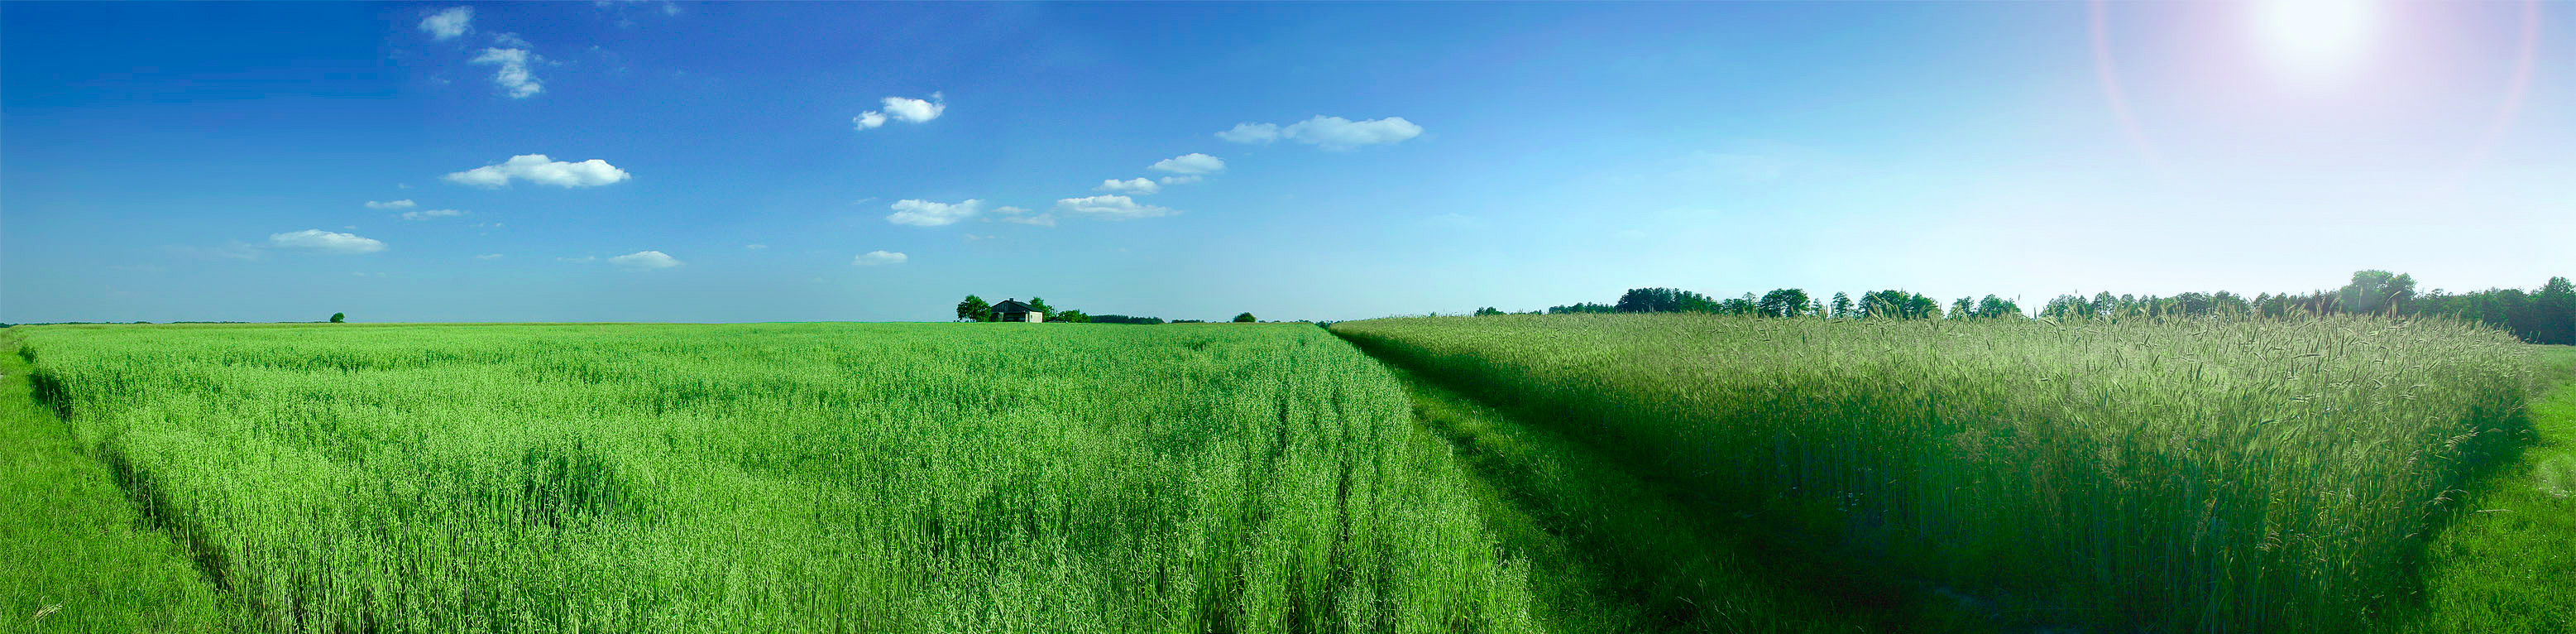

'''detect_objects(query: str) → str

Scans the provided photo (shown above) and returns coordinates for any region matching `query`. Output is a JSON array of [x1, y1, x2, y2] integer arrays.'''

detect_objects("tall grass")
[[19, 322, 1539, 633], [1333, 314, 2532, 632]]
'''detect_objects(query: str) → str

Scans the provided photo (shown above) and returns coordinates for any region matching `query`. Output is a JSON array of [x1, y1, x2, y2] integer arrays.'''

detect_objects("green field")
[[7, 317, 2569, 632], [6, 323, 1537, 632], [1334, 314, 2537, 632]]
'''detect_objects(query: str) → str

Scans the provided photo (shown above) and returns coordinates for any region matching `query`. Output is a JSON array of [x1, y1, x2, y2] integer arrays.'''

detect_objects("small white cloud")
[[267, 229, 387, 254], [491, 31, 533, 49], [1158, 175, 1203, 185], [855, 93, 943, 130], [887, 199, 983, 227], [475, 253, 505, 260], [744, 243, 768, 251], [1096, 178, 1159, 195], [398, 209, 467, 220], [470, 48, 542, 98], [419, 6, 472, 40], [1148, 153, 1225, 175], [852, 250, 907, 266], [445, 154, 630, 187], [994, 206, 1055, 227], [962, 233, 992, 241], [1055, 195, 1175, 220], [608, 250, 682, 269], [1216, 122, 1281, 144], [1281, 115, 1422, 150], [558, 256, 598, 263], [365, 199, 417, 209]]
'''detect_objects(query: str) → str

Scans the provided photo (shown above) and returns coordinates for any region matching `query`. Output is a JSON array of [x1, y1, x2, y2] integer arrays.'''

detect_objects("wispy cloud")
[[365, 199, 417, 209], [419, 6, 472, 40], [1056, 195, 1175, 220], [887, 199, 983, 227], [268, 229, 387, 254], [995, 206, 1056, 227], [608, 250, 682, 269], [1148, 153, 1225, 175], [470, 48, 543, 98], [445, 154, 630, 187], [745, 243, 768, 251], [852, 250, 907, 266], [398, 209, 467, 220], [1220, 115, 1423, 150], [1096, 178, 1160, 195], [1158, 175, 1203, 185]]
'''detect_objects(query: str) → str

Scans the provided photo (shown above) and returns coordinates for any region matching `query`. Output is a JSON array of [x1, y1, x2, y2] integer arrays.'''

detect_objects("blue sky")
[[4, 1, 2569, 323]]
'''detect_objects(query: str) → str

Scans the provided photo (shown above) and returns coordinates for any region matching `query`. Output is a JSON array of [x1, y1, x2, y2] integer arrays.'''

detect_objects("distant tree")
[[1949, 297, 1974, 319], [956, 295, 994, 322], [1171, 319, 1205, 324], [329, 312, 346, 324], [1831, 292, 1853, 319], [1054, 310, 1091, 323], [2338, 270, 2416, 315], [1233, 312, 1257, 323], [1975, 295, 2021, 319], [2210, 291, 2249, 315], [1549, 302, 1617, 314], [1756, 289, 1812, 318], [1090, 315, 1165, 324], [1027, 297, 1054, 315], [1474, 307, 1506, 316], [1616, 288, 1720, 313], [1858, 290, 1941, 319]]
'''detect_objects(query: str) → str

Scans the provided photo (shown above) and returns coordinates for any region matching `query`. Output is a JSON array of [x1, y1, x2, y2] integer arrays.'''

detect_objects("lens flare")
[[2248, 0, 2386, 86]]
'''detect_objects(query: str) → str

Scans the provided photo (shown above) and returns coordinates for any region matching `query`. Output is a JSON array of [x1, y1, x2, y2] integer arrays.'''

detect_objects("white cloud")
[[419, 6, 472, 40], [852, 250, 907, 266], [470, 48, 542, 98], [1096, 178, 1160, 195], [445, 154, 631, 187], [475, 253, 505, 260], [365, 199, 417, 209], [1148, 153, 1225, 175], [491, 31, 532, 49], [608, 250, 682, 269], [887, 199, 983, 227], [398, 209, 467, 220], [1216, 122, 1281, 144], [855, 93, 943, 130], [994, 206, 1053, 227], [745, 243, 768, 251], [558, 256, 598, 263], [1055, 195, 1175, 220], [267, 229, 387, 254], [1282, 115, 1422, 150]]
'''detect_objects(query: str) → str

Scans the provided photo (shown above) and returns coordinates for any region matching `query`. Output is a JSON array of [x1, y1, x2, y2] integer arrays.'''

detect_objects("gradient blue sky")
[[4, 1, 2569, 323]]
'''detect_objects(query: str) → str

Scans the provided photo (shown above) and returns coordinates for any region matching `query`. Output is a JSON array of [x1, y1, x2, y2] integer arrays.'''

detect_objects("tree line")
[[1501, 270, 2576, 345], [951, 295, 1259, 324]]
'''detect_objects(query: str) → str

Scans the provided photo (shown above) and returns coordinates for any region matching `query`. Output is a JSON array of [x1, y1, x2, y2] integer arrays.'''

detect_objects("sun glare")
[[2248, 0, 2386, 86]]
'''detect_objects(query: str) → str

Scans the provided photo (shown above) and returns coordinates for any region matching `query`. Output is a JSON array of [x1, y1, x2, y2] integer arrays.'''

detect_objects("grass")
[[7, 322, 1540, 632], [1333, 314, 2533, 632], [1386, 364, 1883, 633], [0, 329, 232, 633], [2389, 345, 2576, 632]]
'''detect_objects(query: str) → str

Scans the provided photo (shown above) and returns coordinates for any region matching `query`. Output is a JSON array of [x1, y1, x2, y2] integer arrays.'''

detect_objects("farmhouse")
[[992, 299, 1045, 323]]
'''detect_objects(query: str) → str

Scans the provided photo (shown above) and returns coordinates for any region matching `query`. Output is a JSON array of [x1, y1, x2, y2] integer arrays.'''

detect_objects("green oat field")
[[5, 323, 1537, 633]]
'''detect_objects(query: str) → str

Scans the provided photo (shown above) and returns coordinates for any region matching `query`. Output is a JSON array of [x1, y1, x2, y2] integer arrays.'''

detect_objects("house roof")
[[992, 300, 1037, 313]]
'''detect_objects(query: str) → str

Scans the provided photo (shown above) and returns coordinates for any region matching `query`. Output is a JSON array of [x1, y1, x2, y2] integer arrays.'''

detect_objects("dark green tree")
[[2337, 270, 2416, 315], [1233, 312, 1257, 323], [1027, 297, 1054, 315], [1756, 289, 1812, 318], [956, 295, 994, 322], [329, 312, 346, 323], [1830, 292, 1853, 319], [1054, 310, 1091, 323], [1473, 307, 1506, 316]]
